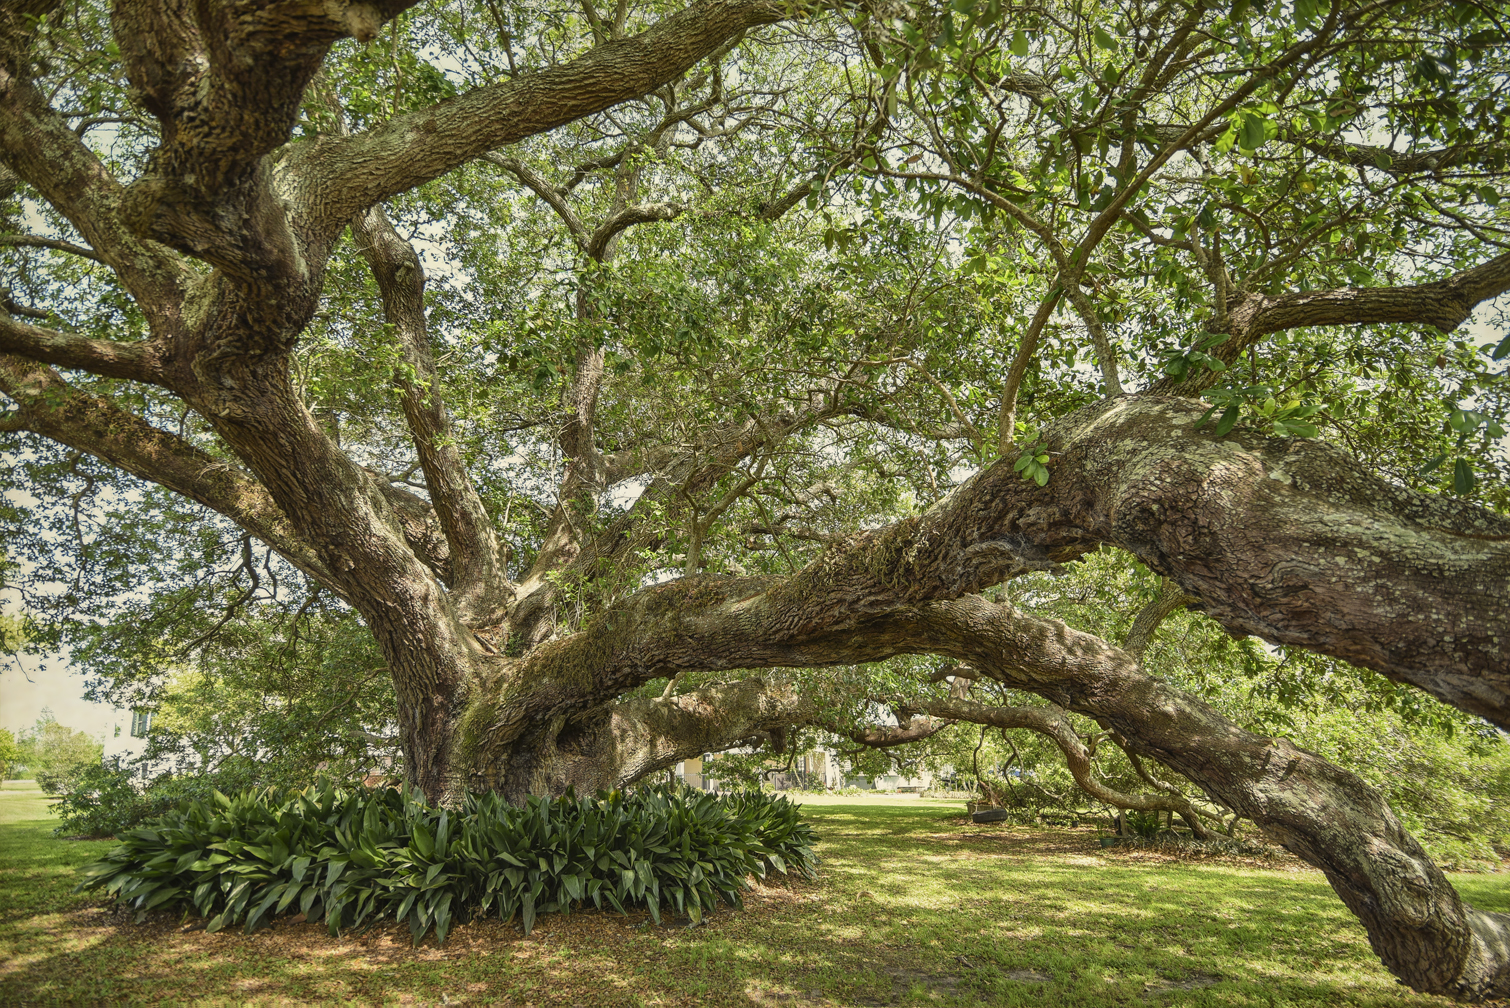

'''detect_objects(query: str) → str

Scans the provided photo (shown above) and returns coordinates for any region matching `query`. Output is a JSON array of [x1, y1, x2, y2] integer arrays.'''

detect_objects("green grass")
[[1, 790, 1504, 1006]]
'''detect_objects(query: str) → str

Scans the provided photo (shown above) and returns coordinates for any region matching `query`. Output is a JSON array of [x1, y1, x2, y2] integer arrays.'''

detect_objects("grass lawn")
[[3, 789, 1507, 1006]]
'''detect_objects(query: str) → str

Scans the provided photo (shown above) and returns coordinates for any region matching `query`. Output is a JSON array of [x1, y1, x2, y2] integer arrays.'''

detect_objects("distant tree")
[[15, 711, 102, 792], [0, 727, 18, 780]]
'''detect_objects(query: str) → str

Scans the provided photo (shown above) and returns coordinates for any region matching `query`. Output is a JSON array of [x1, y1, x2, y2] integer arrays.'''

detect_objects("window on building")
[[129, 709, 153, 738]]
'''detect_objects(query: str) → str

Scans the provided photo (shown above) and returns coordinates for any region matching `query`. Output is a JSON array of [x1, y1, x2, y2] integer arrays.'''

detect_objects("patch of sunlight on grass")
[[0, 787, 58, 826], [3, 794, 1509, 1005]]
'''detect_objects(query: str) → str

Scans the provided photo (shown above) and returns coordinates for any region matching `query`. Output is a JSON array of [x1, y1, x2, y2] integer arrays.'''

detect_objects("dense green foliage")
[[0, 728, 18, 781], [9, 714, 102, 793], [73, 780, 816, 944], [48, 756, 287, 839]]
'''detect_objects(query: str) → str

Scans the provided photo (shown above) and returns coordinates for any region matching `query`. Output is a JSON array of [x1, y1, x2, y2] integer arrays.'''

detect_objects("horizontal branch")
[[501, 394, 1510, 737], [1152, 249, 1510, 393], [824, 714, 955, 748], [1293, 137, 1509, 176], [1145, 123, 1508, 177], [514, 677, 812, 795], [1241, 249, 1510, 338], [912, 695, 1212, 820], [0, 289, 49, 320], [0, 313, 164, 384], [485, 553, 1510, 994], [0, 233, 105, 262]]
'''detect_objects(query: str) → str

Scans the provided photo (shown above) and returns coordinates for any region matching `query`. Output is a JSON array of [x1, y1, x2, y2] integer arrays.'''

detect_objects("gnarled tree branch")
[[300, 0, 793, 238], [0, 354, 337, 590], [0, 313, 165, 384], [351, 204, 513, 626]]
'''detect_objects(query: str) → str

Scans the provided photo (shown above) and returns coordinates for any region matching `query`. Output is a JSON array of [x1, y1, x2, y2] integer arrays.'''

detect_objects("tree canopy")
[[1, 0, 1508, 997]]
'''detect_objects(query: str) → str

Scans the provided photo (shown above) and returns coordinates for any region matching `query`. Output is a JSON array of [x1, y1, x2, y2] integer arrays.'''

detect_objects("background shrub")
[[51, 758, 280, 838], [74, 781, 817, 944]]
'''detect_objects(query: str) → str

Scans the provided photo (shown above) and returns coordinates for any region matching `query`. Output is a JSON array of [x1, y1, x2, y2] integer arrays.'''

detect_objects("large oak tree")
[[2, 0, 1509, 997]]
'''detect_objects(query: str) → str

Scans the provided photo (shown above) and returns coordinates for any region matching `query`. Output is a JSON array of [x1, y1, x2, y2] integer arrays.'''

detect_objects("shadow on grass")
[[1, 801, 1504, 1006]]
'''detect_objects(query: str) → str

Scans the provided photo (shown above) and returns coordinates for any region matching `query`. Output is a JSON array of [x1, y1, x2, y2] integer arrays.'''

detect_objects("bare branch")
[[0, 233, 106, 262]]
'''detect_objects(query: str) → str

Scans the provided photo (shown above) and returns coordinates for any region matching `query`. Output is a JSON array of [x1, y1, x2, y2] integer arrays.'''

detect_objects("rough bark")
[[1048, 398, 1510, 721], [350, 206, 512, 627], [489, 396, 1508, 735], [439, 393, 1508, 995], [0, 0, 805, 805], [911, 596, 1510, 1001], [502, 677, 813, 796], [292, 0, 791, 242], [1150, 251, 1510, 396], [1122, 578, 1195, 661]]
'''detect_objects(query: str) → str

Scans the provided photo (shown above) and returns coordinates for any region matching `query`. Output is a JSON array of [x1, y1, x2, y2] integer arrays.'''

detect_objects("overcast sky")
[[0, 653, 121, 740]]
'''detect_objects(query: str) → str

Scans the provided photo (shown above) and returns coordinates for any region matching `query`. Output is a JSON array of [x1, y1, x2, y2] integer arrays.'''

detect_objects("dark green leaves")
[[1454, 458, 1476, 494], [1196, 381, 1327, 439], [72, 780, 818, 945], [1429, 405, 1508, 497], [1163, 334, 1230, 381]]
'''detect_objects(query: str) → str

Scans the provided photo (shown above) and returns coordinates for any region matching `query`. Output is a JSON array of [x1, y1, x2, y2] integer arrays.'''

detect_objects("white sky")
[[0, 653, 121, 740]]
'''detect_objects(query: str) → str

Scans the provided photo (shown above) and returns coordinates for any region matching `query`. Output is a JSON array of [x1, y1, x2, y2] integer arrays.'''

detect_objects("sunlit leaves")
[[1196, 382, 1327, 439], [1012, 441, 1051, 486]]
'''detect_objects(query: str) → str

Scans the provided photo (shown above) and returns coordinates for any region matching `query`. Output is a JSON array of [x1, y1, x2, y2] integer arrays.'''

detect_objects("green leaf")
[[1453, 458, 1475, 495], [1092, 26, 1118, 50], [1491, 333, 1510, 361], [1213, 122, 1238, 154], [1010, 30, 1029, 55], [1239, 113, 1271, 151]]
